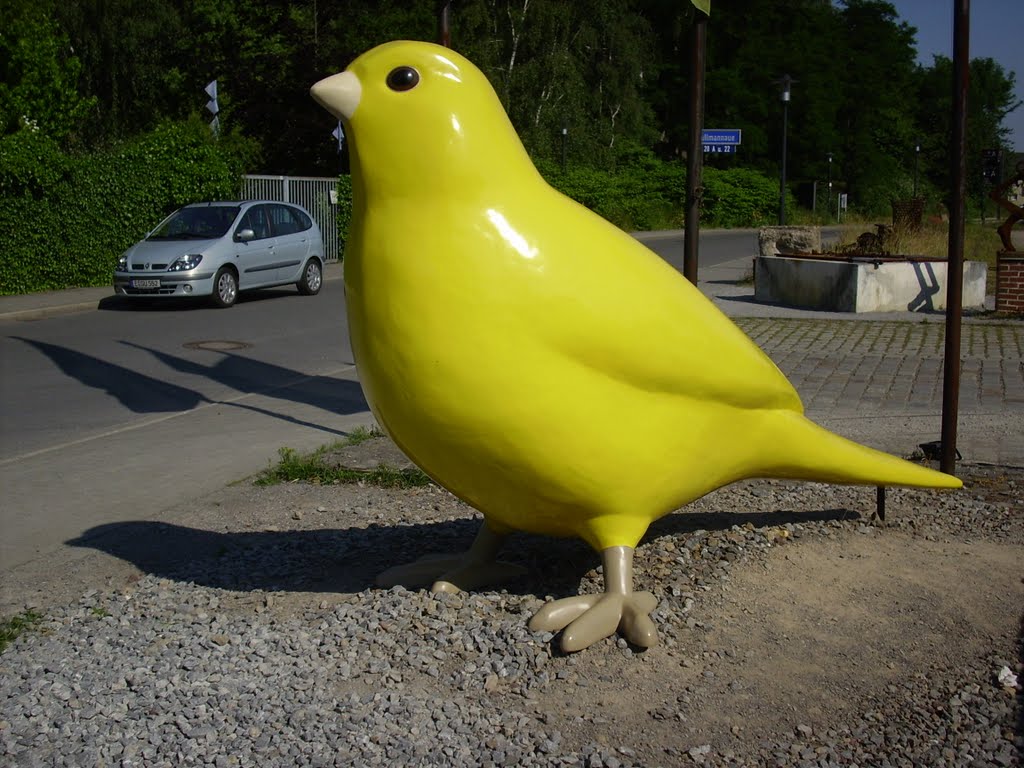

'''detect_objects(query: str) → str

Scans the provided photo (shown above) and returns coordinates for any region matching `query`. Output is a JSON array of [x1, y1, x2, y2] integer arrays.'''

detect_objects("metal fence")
[[241, 174, 341, 261]]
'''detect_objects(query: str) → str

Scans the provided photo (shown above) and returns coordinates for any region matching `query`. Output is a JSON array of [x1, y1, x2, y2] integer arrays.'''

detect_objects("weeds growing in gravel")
[[256, 431, 432, 489], [0, 610, 42, 653], [343, 425, 382, 445]]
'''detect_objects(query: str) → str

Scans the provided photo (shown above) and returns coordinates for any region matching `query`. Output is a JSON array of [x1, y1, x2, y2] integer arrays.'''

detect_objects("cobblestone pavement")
[[736, 318, 1024, 418]]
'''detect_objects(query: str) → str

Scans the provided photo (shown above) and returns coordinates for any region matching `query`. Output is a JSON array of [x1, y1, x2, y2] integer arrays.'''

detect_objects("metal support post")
[[940, 0, 969, 476], [683, 11, 707, 285]]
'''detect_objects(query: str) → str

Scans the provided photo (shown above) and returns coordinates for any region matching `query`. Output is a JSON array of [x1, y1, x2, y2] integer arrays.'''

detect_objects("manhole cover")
[[183, 340, 251, 352]]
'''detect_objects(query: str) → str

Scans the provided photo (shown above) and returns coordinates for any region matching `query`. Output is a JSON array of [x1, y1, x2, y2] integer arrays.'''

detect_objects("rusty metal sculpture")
[[989, 160, 1024, 252]]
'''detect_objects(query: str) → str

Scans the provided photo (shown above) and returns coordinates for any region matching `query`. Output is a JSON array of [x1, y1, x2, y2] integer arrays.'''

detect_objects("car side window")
[[237, 206, 272, 240], [268, 204, 310, 236]]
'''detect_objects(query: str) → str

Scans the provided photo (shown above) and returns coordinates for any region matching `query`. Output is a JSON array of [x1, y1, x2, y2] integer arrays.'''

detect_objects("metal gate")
[[241, 175, 341, 261]]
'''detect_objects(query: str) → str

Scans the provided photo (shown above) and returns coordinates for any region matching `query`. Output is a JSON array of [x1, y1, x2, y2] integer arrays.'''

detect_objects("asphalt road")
[[0, 280, 371, 572], [0, 228, 790, 573]]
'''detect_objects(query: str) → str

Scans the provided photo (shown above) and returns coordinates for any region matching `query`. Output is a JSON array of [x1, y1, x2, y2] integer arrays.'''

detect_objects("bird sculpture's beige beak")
[[311, 71, 362, 121]]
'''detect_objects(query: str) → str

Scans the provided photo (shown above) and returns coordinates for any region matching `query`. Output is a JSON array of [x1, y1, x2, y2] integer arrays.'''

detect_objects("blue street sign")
[[701, 129, 742, 146], [703, 144, 736, 154]]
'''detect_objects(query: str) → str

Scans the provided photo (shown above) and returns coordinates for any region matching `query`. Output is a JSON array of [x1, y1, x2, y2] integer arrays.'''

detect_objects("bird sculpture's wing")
[[506, 191, 804, 414]]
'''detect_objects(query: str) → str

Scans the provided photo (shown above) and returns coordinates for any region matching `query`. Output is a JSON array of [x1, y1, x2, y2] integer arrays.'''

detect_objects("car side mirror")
[[235, 228, 255, 242]]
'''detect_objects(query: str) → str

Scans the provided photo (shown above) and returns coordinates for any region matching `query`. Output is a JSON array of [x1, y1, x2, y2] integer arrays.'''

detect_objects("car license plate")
[[131, 279, 160, 289]]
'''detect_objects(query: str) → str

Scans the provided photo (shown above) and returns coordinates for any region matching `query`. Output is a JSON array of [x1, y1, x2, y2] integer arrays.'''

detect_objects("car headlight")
[[116, 255, 128, 271], [168, 254, 203, 272]]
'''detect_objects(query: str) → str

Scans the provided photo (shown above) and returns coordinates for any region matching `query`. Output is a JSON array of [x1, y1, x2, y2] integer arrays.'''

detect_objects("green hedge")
[[335, 174, 353, 255], [0, 118, 254, 295], [537, 153, 782, 231], [701, 167, 791, 228]]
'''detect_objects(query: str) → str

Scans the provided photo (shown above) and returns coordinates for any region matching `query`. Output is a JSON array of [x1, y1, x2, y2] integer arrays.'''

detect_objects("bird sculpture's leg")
[[528, 546, 658, 653], [375, 522, 526, 593]]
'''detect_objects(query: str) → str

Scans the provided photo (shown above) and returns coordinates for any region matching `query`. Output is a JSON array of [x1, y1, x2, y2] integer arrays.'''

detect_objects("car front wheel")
[[211, 267, 238, 308], [297, 258, 323, 296]]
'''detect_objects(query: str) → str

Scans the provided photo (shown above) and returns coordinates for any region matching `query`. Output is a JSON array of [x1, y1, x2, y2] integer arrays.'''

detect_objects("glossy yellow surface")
[[312, 41, 960, 554]]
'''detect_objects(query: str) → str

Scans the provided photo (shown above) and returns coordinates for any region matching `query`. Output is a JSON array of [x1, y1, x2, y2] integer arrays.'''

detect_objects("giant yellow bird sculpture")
[[311, 41, 960, 652]]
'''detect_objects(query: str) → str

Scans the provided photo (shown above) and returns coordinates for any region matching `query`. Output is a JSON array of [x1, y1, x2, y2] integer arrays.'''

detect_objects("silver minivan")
[[113, 200, 326, 308]]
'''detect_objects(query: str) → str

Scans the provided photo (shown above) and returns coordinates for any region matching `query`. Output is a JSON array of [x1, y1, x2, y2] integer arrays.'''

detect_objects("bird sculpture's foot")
[[375, 523, 526, 593], [527, 546, 659, 652]]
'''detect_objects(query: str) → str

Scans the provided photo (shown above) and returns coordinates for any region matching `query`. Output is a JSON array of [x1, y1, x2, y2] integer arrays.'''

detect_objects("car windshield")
[[146, 206, 240, 240]]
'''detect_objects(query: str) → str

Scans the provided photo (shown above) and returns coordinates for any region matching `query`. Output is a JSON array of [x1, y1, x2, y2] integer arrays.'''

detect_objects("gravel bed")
[[1, 462, 1021, 767]]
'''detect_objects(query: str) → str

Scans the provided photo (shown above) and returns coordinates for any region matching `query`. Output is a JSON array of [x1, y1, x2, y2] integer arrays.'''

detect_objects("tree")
[[454, 0, 657, 168], [833, 0, 919, 211], [698, 0, 844, 180], [914, 54, 1021, 214], [0, 0, 95, 142], [54, 0, 185, 144]]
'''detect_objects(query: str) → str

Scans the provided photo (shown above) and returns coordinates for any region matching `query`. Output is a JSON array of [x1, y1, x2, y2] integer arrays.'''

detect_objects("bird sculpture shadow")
[[310, 40, 961, 653]]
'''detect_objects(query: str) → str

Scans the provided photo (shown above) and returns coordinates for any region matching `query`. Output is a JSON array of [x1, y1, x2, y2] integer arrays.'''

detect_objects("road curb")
[[0, 300, 109, 322]]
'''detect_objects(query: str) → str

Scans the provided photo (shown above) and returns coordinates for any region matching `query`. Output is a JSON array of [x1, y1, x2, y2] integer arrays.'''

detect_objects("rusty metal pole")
[[683, 11, 707, 284], [940, 0, 969, 475], [438, 1, 452, 48], [777, 75, 792, 226]]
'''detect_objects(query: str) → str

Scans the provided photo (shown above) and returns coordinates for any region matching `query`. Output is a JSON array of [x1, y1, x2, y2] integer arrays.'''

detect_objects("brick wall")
[[996, 252, 1024, 313]]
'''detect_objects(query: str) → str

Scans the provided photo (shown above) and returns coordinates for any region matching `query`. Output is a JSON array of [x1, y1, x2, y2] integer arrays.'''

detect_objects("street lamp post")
[[561, 120, 567, 173], [913, 142, 920, 197], [827, 151, 833, 220], [776, 75, 794, 225], [438, 1, 452, 47]]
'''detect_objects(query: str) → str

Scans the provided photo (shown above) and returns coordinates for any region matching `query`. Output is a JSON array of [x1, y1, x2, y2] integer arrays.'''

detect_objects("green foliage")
[[0, 609, 42, 654], [257, 445, 431, 489], [534, 143, 683, 230], [54, 0, 186, 144], [536, 150, 780, 230], [0, 1, 96, 142], [457, 0, 659, 170], [2, 0, 1019, 289], [336, 174, 353, 254], [344, 425, 383, 445], [701, 168, 785, 227], [0, 119, 256, 294], [916, 55, 1020, 214]]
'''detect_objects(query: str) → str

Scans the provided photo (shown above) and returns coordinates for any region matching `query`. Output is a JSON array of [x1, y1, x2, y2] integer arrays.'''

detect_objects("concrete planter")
[[754, 255, 987, 313]]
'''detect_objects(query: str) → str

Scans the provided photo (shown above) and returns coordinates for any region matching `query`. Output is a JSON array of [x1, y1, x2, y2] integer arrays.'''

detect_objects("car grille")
[[123, 286, 177, 295], [129, 263, 169, 271]]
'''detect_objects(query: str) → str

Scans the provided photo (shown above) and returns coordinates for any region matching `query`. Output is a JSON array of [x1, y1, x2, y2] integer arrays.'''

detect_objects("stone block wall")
[[757, 227, 821, 258], [996, 252, 1024, 313]]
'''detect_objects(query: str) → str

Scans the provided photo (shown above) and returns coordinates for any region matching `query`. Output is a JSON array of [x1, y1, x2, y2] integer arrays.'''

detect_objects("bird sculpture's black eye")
[[386, 66, 420, 92]]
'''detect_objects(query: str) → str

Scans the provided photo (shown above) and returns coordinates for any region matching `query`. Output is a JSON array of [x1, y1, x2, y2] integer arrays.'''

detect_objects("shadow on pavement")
[[67, 507, 861, 600], [13, 337, 368, 427], [13, 336, 208, 413]]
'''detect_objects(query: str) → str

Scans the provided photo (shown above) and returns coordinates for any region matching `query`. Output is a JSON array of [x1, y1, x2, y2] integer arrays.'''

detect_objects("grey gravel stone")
[[1, 465, 1020, 767]]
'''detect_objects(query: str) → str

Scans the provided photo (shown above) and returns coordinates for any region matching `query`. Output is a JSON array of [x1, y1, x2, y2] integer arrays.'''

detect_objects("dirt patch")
[[690, 533, 1021, 743]]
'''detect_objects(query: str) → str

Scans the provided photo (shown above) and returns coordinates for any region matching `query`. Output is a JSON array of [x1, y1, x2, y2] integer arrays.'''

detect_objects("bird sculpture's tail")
[[759, 411, 962, 489]]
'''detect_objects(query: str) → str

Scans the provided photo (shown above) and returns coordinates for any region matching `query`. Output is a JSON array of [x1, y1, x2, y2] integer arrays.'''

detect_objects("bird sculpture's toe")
[[527, 546, 659, 652], [375, 523, 526, 593]]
